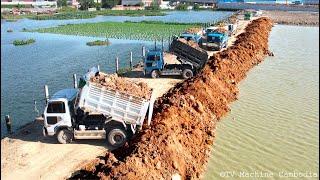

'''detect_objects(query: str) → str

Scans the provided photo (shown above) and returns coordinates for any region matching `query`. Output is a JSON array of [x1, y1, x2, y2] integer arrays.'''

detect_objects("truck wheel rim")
[[114, 134, 124, 144], [186, 72, 192, 77]]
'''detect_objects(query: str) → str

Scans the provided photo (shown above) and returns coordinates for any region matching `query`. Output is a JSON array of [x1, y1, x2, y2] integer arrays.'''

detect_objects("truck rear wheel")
[[106, 125, 128, 149], [182, 69, 193, 79], [151, 70, 160, 79], [57, 129, 73, 144]]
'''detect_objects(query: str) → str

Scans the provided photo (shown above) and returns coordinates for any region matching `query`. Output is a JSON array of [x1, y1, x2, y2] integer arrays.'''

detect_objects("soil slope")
[[72, 17, 274, 179]]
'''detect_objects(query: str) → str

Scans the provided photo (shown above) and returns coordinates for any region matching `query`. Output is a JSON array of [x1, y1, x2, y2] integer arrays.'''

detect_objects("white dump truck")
[[42, 68, 154, 149]]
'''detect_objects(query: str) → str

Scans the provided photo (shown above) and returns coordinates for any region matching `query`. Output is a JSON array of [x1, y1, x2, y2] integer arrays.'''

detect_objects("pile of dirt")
[[90, 73, 152, 99], [71, 17, 273, 179], [185, 27, 202, 34], [228, 14, 238, 24]]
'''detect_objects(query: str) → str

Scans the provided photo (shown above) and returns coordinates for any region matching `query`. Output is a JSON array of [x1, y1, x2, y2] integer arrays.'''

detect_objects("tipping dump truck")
[[43, 67, 154, 149], [144, 38, 208, 79]]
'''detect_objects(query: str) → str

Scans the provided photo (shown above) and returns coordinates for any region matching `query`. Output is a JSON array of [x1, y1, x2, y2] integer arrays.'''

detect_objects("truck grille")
[[47, 117, 58, 124]]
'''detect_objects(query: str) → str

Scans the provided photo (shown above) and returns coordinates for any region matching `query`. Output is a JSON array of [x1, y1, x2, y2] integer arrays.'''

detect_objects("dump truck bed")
[[78, 83, 154, 126], [169, 38, 208, 70]]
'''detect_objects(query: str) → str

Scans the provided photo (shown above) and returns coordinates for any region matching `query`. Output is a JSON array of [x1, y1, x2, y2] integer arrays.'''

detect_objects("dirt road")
[[1, 15, 252, 180]]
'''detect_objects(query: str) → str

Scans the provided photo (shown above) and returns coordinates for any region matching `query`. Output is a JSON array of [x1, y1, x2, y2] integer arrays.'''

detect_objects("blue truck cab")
[[206, 32, 228, 51], [144, 50, 164, 77]]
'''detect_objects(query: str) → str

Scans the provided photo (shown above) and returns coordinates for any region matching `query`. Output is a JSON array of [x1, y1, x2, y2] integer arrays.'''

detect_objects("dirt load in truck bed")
[[90, 73, 152, 99]]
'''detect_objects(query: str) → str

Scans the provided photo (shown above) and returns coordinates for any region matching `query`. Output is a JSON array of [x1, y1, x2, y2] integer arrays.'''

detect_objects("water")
[[204, 25, 319, 179], [1, 11, 233, 137]]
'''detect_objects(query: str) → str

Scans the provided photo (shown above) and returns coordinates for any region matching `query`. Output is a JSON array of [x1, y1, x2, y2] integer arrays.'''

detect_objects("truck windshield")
[[47, 102, 66, 113], [208, 36, 222, 43], [147, 55, 160, 61]]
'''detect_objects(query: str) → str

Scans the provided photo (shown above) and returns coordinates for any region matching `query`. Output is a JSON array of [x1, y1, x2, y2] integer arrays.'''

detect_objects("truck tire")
[[151, 70, 160, 79], [182, 69, 193, 79], [106, 125, 128, 149], [57, 129, 73, 144]]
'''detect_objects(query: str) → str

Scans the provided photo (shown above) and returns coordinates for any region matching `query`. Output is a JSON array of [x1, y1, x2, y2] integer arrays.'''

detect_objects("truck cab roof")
[[207, 32, 225, 38], [51, 88, 79, 102], [147, 50, 163, 55]]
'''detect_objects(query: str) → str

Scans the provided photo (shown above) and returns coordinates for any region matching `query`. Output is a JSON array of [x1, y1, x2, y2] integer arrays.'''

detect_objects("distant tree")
[[57, 0, 67, 7], [101, 0, 121, 8], [175, 3, 188, 10], [79, 0, 95, 10], [193, 3, 200, 10], [145, 0, 160, 10]]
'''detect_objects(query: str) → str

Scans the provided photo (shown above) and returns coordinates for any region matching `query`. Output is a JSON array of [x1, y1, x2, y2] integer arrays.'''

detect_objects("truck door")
[[45, 101, 72, 128]]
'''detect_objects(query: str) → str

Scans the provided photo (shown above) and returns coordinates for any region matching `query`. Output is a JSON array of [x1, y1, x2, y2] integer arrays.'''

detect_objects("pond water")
[[1, 10, 233, 137], [204, 25, 319, 179]]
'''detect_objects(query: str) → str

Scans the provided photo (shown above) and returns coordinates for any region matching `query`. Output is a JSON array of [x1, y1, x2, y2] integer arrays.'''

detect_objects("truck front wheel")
[[182, 69, 193, 79], [57, 129, 73, 144], [151, 70, 160, 79], [106, 125, 128, 149]]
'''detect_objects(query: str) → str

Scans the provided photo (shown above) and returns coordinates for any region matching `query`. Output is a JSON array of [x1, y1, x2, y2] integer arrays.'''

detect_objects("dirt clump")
[[90, 72, 152, 99], [185, 27, 203, 34], [70, 17, 273, 179], [178, 38, 203, 51]]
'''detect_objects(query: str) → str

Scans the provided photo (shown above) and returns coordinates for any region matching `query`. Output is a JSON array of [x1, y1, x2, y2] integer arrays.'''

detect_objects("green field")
[[30, 21, 200, 41]]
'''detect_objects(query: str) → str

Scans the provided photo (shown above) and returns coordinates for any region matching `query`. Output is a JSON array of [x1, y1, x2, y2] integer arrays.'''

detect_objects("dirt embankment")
[[71, 17, 273, 179], [262, 10, 319, 26]]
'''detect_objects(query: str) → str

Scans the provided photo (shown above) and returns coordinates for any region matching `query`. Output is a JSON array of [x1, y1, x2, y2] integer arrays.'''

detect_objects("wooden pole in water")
[[142, 46, 146, 57], [44, 85, 49, 104], [161, 37, 164, 52], [115, 57, 119, 74], [73, 74, 77, 89], [154, 40, 157, 50], [5, 115, 12, 134], [130, 51, 133, 70]]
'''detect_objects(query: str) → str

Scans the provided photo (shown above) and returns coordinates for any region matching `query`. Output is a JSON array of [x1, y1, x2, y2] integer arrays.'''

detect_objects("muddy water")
[[204, 25, 319, 179]]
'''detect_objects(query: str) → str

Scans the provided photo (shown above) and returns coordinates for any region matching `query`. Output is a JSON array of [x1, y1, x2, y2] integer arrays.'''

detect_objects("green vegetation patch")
[[30, 21, 200, 41], [30, 10, 165, 20], [86, 39, 111, 46], [13, 39, 35, 46]]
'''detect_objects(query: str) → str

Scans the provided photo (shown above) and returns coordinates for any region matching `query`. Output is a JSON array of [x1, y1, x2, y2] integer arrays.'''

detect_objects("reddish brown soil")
[[90, 73, 152, 99], [71, 17, 273, 179], [185, 27, 203, 34]]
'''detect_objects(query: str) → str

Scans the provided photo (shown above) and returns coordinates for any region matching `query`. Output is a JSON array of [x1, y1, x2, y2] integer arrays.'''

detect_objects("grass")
[[2, 10, 166, 21], [86, 39, 111, 46], [30, 21, 200, 41], [12, 39, 35, 46]]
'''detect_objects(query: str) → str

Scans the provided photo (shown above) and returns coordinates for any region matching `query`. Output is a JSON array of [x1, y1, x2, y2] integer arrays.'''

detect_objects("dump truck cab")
[[206, 32, 228, 51], [43, 89, 78, 136], [144, 50, 164, 77]]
